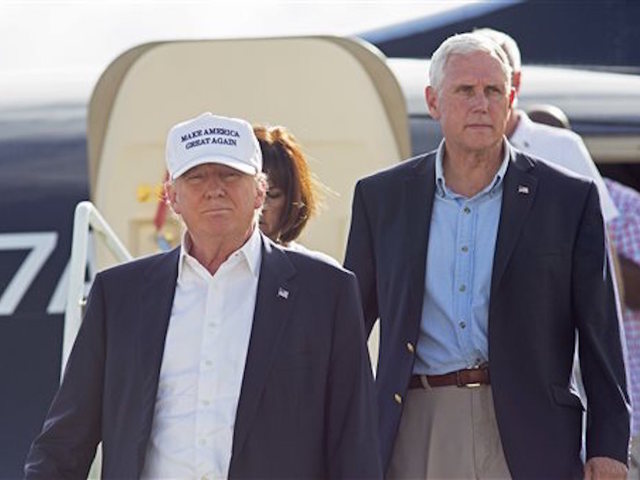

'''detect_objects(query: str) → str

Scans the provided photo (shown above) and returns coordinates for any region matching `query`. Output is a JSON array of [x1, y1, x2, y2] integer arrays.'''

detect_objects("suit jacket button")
[[406, 342, 415, 353], [394, 393, 402, 404]]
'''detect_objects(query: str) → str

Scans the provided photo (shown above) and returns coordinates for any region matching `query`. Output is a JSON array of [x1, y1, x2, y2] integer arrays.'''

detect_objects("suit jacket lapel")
[[230, 236, 297, 464], [403, 154, 436, 323], [135, 247, 180, 476], [490, 149, 538, 297]]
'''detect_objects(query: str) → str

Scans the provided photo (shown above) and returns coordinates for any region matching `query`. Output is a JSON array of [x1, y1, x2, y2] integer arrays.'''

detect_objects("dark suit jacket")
[[344, 147, 630, 479], [25, 235, 382, 479]]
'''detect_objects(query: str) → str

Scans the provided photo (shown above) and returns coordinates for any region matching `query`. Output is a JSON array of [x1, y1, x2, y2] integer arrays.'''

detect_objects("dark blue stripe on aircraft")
[[0, 107, 88, 478], [361, 0, 640, 72]]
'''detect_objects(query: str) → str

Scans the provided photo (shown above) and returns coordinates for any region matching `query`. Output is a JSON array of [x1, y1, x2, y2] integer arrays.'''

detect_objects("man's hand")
[[584, 457, 627, 479]]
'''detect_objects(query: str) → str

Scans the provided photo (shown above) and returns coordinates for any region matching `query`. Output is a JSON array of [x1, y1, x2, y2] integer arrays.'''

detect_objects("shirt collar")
[[508, 109, 533, 149], [434, 137, 511, 199], [178, 225, 262, 280]]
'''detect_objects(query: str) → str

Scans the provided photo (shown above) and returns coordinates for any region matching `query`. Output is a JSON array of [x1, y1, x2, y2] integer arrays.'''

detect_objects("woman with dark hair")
[[254, 125, 337, 264]]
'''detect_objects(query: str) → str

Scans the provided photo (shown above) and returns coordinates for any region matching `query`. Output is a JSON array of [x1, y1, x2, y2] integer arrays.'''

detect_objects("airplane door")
[[88, 36, 411, 263]]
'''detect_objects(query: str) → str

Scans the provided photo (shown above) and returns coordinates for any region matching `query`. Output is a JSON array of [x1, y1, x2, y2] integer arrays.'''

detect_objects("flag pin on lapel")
[[277, 287, 289, 300], [518, 185, 529, 195]]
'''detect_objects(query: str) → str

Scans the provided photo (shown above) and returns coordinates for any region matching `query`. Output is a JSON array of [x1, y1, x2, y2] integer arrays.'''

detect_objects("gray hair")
[[473, 28, 522, 73], [428, 32, 512, 92]]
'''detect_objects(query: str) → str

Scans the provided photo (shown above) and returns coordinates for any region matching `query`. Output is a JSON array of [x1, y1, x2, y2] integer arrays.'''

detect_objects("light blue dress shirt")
[[413, 140, 510, 375]]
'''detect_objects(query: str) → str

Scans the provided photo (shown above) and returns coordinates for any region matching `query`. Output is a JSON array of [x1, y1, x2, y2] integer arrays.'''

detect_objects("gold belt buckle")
[[457, 365, 483, 388]]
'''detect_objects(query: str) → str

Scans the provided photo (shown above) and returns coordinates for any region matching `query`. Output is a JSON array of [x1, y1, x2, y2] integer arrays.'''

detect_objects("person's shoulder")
[[283, 245, 345, 273], [513, 148, 593, 188], [277, 242, 352, 282], [358, 151, 435, 187], [96, 248, 178, 283], [605, 177, 637, 196], [524, 119, 587, 151], [286, 242, 341, 268], [606, 178, 640, 205]]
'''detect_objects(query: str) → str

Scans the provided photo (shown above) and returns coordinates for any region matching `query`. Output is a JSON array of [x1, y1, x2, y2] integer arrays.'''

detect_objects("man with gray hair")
[[26, 112, 382, 479], [474, 27, 618, 223], [345, 32, 630, 478]]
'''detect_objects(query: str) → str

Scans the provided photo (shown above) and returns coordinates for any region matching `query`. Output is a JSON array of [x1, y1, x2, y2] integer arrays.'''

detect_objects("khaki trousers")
[[387, 381, 511, 479]]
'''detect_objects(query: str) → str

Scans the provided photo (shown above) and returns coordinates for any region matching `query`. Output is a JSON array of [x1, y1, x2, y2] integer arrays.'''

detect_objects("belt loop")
[[420, 374, 430, 389], [455, 369, 463, 388]]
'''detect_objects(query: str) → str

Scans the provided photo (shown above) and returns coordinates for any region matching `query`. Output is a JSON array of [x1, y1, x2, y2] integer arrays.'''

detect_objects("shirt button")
[[394, 393, 402, 404], [459, 321, 466, 329], [406, 342, 415, 353], [461, 246, 469, 253], [463, 206, 471, 214], [207, 322, 214, 328], [205, 360, 213, 367], [198, 438, 206, 446], [459, 284, 466, 292], [202, 399, 210, 406]]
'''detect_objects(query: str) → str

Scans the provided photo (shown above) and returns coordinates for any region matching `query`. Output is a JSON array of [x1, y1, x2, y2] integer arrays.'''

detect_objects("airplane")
[[1, 34, 640, 477], [362, 0, 640, 71]]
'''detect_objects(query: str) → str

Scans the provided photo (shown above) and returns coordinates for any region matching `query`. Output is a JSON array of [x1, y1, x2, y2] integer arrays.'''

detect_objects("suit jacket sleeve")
[[344, 180, 379, 336], [325, 272, 382, 479], [573, 184, 631, 464], [24, 274, 106, 479]]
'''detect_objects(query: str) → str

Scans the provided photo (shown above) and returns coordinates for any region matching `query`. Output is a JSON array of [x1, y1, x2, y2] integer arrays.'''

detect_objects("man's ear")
[[165, 180, 180, 215], [254, 178, 266, 210], [508, 87, 516, 108], [425, 86, 440, 119], [512, 70, 522, 94]]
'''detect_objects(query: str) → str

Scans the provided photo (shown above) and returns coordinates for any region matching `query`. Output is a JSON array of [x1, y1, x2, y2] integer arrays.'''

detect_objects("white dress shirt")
[[141, 227, 261, 480], [510, 110, 618, 222]]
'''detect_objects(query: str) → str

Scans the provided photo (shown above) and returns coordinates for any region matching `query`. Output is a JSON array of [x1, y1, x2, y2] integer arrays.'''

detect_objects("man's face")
[[166, 163, 265, 242], [426, 51, 514, 155]]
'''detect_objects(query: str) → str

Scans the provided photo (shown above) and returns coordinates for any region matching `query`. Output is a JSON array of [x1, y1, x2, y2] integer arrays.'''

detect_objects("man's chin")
[[461, 138, 502, 153]]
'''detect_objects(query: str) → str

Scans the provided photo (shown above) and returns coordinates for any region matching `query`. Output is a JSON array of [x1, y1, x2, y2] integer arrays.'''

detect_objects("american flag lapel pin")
[[518, 184, 530, 195], [277, 287, 289, 299]]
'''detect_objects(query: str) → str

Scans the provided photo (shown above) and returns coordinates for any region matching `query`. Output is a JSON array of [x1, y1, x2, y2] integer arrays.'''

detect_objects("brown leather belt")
[[409, 365, 490, 389]]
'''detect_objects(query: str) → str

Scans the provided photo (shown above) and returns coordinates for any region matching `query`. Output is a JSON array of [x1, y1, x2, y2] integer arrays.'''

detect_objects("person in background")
[[255, 124, 338, 265], [604, 177, 640, 479], [25, 112, 381, 480], [527, 103, 572, 130], [526, 102, 626, 286], [527, 101, 640, 475], [345, 32, 630, 478], [474, 28, 619, 224]]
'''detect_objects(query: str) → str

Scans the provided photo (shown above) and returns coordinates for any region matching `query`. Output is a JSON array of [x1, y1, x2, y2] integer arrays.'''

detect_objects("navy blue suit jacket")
[[344, 148, 630, 478], [26, 235, 382, 479]]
